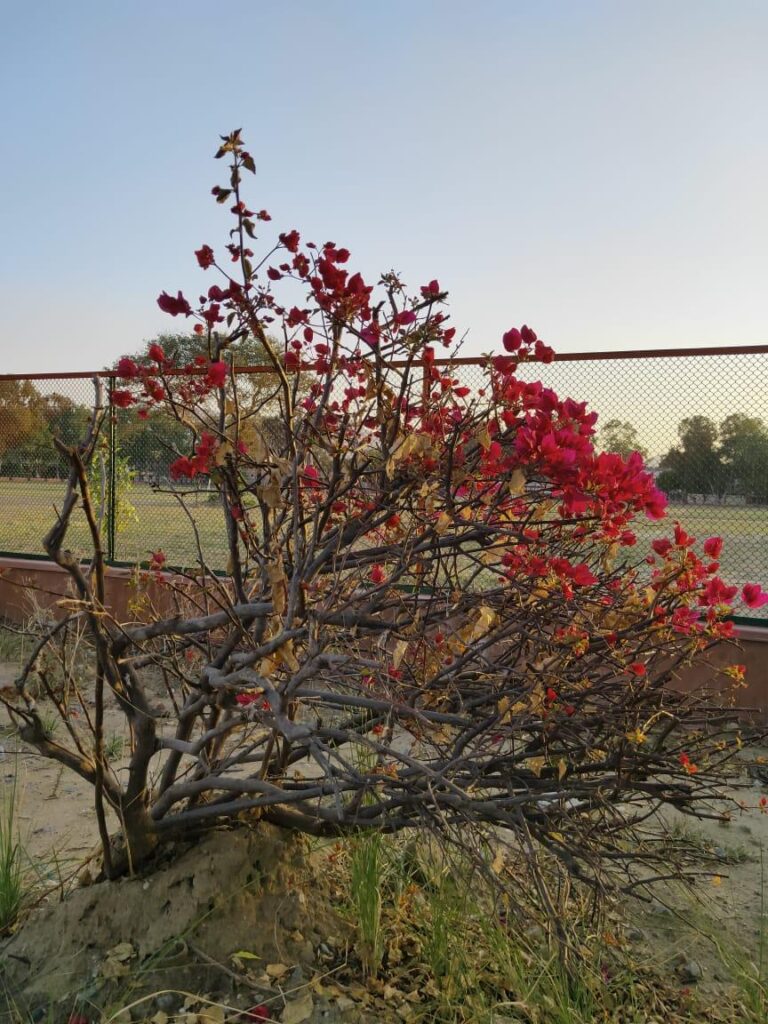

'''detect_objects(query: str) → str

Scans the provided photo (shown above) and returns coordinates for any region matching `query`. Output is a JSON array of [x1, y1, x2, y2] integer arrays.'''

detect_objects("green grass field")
[[0, 479, 227, 567], [1, 479, 766, 617]]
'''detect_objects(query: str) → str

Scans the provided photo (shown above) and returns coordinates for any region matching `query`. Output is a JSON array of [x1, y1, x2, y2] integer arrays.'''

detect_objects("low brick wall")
[[1, 556, 766, 718], [0, 556, 154, 624]]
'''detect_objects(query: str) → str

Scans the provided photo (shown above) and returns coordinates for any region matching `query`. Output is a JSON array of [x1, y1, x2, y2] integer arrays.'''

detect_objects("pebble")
[[288, 964, 306, 988], [154, 992, 183, 1012], [679, 960, 703, 983]]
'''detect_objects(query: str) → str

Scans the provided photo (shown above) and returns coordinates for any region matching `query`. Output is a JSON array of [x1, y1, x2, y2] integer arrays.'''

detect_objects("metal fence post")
[[107, 392, 117, 563]]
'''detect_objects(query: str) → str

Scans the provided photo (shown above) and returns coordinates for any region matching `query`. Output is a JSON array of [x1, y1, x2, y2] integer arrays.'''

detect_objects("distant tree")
[[657, 415, 724, 500], [39, 393, 91, 447], [115, 408, 191, 479], [0, 380, 47, 474], [719, 413, 768, 503], [121, 331, 272, 369], [116, 331, 299, 430], [598, 419, 648, 460]]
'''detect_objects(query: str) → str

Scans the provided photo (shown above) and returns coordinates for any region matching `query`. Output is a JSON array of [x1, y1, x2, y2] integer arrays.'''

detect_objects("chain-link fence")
[[2, 345, 767, 619]]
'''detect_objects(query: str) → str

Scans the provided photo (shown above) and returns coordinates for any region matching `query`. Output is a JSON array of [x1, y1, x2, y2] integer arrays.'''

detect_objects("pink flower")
[[502, 328, 522, 352], [651, 538, 673, 557], [195, 244, 215, 269], [110, 389, 134, 408], [420, 279, 441, 298], [370, 565, 386, 585], [703, 536, 723, 559], [360, 325, 380, 348], [492, 355, 517, 374], [205, 361, 228, 387], [279, 229, 300, 253], [149, 549, 166, 569], [116, 357, 138, 378], [628, 662, 646, 677], [244, 1007, 269, 1022], [170, 456, 195, 480], [534, 339, 555, 364], [147, 342, 166, 363], [235, 692, 261, 707], [701, 576, 738, 606], [742, 583, 768, 609], [157, 291, 192, 317], [674, 521, 695, 547], [394, 310, 417, 327]]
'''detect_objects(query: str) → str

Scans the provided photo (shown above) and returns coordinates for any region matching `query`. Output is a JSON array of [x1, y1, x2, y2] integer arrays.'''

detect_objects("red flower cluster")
[[157, 290, 192, 317], [170, 432, 218, 480]]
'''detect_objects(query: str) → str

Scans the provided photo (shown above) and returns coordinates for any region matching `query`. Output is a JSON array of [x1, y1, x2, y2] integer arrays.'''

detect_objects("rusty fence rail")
[[2, 344, 767, 621]]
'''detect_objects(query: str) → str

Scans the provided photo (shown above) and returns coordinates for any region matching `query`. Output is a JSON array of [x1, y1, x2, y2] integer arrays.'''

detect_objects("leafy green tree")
[[39, 393, 91, 447], [657, 415, 724, 500], [0, 380, 46, 472], [598, 419, 648, 460], [115, 408, 191, 480], [126, 331, 271, 368], [719, 413, 768, 503]]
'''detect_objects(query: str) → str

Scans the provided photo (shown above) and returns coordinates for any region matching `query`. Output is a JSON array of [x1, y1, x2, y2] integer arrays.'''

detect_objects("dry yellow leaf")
[[266, 961, 289, 978], [392, 639, 409, 670], [213, 439, 233, 467], [491, 847, 506, 875], [476, 425, 491, 450], [509, 467, 526, 496], [527, 756, 545, 777], [435, 511, 451, 535]]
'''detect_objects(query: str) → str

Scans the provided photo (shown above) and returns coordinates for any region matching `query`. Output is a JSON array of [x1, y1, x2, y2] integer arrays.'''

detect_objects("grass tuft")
[[0, 777, 24, 933]]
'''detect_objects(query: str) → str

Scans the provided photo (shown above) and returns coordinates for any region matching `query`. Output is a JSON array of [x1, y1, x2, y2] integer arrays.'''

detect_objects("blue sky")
[[1, 0, 766, 372]]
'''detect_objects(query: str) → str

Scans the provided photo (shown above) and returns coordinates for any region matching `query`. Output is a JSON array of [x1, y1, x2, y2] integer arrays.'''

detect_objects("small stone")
[[288, 965, 305, 988], [679, 960, 703, 983], [155, 994, 183, 1013]]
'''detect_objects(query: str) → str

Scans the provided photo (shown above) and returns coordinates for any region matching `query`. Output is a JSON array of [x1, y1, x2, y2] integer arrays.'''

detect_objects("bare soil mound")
[[0, 825, 350, 1020]]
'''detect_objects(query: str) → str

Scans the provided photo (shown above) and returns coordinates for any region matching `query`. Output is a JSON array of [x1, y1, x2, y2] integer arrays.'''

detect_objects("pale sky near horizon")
[[1, 1, 767, 374]]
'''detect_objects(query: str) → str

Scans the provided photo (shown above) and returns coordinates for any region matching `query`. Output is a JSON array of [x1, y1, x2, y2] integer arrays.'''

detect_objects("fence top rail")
[[3, 342, 768, 382]]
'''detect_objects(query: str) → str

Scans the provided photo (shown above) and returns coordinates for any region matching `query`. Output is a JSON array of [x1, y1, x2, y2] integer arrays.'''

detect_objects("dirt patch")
[[626, 773, 768, 997], [4, 649, 768, 1019], [1, 824, 350, 1018]]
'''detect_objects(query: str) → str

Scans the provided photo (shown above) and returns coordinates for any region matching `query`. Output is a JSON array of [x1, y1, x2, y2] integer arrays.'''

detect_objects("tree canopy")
[[658, 413, 768, 502], [597, 419, 648, 460]]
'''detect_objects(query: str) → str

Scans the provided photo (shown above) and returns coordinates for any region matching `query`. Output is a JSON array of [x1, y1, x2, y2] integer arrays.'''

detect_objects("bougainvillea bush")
[[7, 133, 765, 899]]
